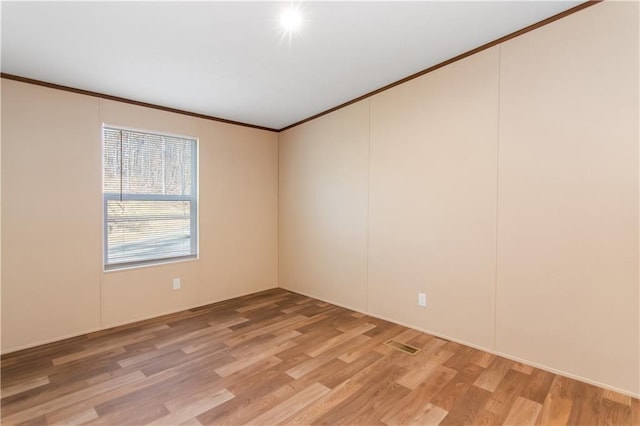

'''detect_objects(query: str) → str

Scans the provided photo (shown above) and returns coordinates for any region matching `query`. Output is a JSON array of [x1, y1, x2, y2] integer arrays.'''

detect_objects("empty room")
[[1, 1, 638, 425]]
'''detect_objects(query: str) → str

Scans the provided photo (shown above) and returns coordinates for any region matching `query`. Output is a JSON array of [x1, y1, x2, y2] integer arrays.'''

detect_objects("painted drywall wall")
[[1, 79, 278, 351], [368, 46, 499, 350], [495, 1, 639, 395], [197, 118, 279, 306], [278, 1, 639, 395], [2, 82, 103, 350], [0, 81, 3, 351], [279, 102, 369, 312]]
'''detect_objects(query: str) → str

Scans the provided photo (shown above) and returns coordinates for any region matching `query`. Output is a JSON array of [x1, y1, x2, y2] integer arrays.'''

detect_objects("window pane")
[[103, 127, 123, 195], [121, 132, 193, 196], [103, 127, 193, 196], [103, 126, 198, 269], [106, 200, 193, 265]]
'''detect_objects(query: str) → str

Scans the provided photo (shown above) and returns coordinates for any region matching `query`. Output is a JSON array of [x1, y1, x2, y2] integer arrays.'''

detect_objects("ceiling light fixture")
[[280, 5, 303, 37]]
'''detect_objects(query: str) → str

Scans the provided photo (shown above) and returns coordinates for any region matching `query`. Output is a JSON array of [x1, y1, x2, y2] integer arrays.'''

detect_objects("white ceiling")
[[2, 1, 581, 130]]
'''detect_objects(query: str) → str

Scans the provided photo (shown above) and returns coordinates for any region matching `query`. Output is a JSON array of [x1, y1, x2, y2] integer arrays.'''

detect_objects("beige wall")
[[278, 1, 639, 396], [279, 102, 369, 311], [2, 82, 103, 349], [1, 79, 278, 351], [495, 1, 639, 395], [0, 82, 3, 350], [368, 47, 499, 349], [197, 119, 279, 305]]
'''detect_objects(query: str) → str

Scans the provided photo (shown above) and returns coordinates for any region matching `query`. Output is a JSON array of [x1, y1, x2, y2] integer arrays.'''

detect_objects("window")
[[103, 126, 198, 270]]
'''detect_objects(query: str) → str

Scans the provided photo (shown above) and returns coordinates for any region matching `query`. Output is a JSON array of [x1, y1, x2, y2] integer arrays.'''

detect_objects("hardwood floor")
[[1, 288, 638, 425]]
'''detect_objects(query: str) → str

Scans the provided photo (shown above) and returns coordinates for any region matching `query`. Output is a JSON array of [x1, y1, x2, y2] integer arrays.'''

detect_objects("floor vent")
[[385, 339, 420, 355]]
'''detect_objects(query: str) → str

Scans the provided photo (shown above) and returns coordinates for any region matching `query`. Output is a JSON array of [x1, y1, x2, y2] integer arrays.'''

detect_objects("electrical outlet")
[[173, 278, 181, 290], [418, 292, 427, 307]]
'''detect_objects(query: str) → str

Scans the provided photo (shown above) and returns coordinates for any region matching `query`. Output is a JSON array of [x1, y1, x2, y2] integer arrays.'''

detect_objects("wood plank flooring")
[[1, 288, 637, 425]]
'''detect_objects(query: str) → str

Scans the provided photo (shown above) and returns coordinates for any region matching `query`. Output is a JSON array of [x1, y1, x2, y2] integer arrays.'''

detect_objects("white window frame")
[[102, 124, 199, 271]]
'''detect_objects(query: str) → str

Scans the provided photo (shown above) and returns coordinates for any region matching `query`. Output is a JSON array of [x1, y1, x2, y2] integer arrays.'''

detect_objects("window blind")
[[103, 126, 198, 269]]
